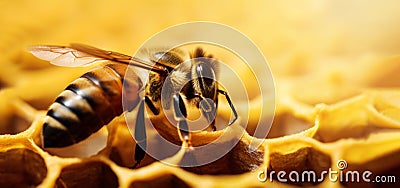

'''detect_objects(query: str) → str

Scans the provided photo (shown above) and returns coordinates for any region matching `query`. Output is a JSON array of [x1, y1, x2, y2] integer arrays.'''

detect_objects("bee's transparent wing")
[[28, 43, 167, 73], [27, 45, 105, 67]]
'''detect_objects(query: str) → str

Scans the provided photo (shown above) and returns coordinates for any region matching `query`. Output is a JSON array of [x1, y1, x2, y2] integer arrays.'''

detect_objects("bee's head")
[[189, 48, 219, 127]]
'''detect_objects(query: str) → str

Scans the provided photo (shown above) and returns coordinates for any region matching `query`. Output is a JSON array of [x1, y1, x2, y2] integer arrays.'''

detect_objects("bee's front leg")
[[132, 99, 146, 168], [217, 89, 238, 126], [131, 96, 160, 168], [173, 93, 192, 148]]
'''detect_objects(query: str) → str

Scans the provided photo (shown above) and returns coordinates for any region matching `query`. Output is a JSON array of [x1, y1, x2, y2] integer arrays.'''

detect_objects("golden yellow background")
[[2, 0, 400, 104]]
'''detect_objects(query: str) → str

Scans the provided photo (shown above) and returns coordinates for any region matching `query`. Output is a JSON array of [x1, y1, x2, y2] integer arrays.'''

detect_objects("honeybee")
[[28, 43, 237, 168]]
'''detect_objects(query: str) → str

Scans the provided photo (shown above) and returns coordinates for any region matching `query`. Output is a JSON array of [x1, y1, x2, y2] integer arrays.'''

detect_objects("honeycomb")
[[1, 1, 400, 187]]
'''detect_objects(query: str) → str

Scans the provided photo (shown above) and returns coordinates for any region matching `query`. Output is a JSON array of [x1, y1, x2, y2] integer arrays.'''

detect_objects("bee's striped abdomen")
[[42, 64, 141, 148]]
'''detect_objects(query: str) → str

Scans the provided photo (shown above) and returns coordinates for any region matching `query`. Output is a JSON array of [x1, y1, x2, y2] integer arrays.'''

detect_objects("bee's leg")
[[173, 93, 192, 147], [173, 93, 199, 167], [210, 120, 217, 131], [217, 89, 238, 126], [145, 96, 159, 115], [206, 96, 217, 131], [131, 99, 146, 168]]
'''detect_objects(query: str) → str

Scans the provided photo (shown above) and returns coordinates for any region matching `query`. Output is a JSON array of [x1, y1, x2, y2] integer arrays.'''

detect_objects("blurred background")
[[2, 0, 400, 134], [1, 0, 400, 97]]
